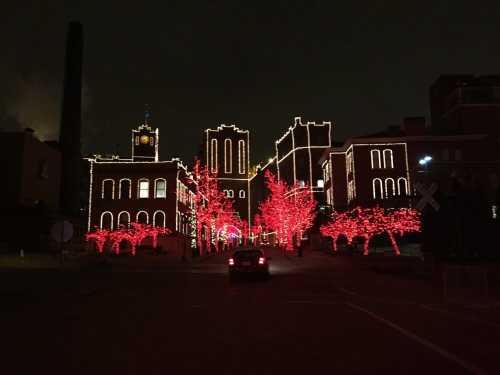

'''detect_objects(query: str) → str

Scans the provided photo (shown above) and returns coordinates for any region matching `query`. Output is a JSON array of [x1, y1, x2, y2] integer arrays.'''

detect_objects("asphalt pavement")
[[2, 248, 500, 374]]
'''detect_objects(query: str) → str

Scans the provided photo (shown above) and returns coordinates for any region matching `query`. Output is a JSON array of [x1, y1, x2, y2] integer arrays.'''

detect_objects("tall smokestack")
[[59, 21, 83, 216]]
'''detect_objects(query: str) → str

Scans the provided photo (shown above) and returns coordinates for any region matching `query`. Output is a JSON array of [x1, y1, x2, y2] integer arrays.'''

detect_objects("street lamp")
[[418, 155, 433, 166]]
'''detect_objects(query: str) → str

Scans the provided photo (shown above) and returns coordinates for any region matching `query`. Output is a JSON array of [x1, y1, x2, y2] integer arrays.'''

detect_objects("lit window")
[[493, 205, 498, 219], [317, 179, 324, 188], [238, 140, 246, 174], [372, 178, 384, 199], [155, 179, 166, 198], [135, 136, 139, 145], [383, 149, 394, 169], [228, 190, 234, 198], [224, 139, 232, 173], [298, 180, 305, 187], [138, 179, 149, 198], [239, 190, 246, 198], [370, 150, 381, 169]]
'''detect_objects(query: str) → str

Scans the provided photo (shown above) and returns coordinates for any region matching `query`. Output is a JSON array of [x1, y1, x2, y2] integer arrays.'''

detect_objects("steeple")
[[144, 104, 151, 126]]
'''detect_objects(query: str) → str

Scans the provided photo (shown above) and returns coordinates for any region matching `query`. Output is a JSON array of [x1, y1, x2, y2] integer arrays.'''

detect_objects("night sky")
[[2, 1, 500, 165]]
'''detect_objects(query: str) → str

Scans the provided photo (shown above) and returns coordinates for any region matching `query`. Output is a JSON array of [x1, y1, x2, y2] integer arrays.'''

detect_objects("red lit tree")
[[383, 208, 421, 255], [85, 227, 109, 254], [189, 161, 240, 253], [258, 171, 317, 250], [321, 206, 421, 256], [86, 223, 172, 256]]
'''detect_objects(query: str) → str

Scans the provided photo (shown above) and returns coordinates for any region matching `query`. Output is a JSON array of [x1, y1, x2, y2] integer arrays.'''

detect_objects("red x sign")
[[415, 182, 440, 211]]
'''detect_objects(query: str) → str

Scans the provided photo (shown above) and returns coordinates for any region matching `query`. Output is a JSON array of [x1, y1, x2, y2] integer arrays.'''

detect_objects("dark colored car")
[[228, 248, 270, 279]]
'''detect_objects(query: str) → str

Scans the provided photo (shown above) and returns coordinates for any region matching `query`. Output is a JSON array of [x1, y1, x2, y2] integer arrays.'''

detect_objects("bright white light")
[[424, 156, 432, 162], [268, 158, 274, 163], [419, 159, 426, 166]]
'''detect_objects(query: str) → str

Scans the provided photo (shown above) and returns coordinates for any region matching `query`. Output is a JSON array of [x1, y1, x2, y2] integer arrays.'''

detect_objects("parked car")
[[228, 247, 270, 279]]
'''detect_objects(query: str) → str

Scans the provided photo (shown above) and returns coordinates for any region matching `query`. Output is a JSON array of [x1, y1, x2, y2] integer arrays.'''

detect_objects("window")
[[117, 211, 130, 228], [382, 149, 394, 169], [397, 177, 408, 195], [155, 179, 166, 198], [224, 139, 232, 173], [100, 211, 113, 230], [238, 140, 246, 174], [153, 210, 166, 227], [442, 149, 449, 161], [298, 180, 305, 187], [119, 179, 131, 199], [370, 149, 381, 169], [227, 190, 234, 198], [493, 205, 498, 219], [150, 137, 154, 146], [102, 179, 115, 199], [135, 136, 139, 145], [317, 179, 324, 188], [372, 178, 384, 199], [239, 190, 246, 198], [384, 178, 395, 198], [211, 139, 218, 172], [38, 160, 49, 179], [138, 179, 149, 198], [136, 211, 149, 224]]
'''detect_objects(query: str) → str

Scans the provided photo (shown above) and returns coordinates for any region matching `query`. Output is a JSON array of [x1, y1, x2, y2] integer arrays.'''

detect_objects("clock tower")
[[132, 110, 159, 162]]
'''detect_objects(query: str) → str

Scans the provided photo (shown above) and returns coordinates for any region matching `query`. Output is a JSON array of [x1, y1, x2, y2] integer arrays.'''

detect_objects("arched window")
[[238, 140, 246, 174], [153, 210, 166, 227], [228, 189, 234, 198], [239, 189, 246, 198], [136, 211, 149, 224], [397, 177, 408, 195], [138, 179, 149, 198], [384, 178, 396, 198], [100, 211, 113, 230], [370, 150, 381, 169], [119, 178, 131, 199], [383, 149, 394, 169], [372, 178, 384, 199], [211, 139, 218, 172], [154, 178, 167, 198], [117, 211, 130, 228], [224, 138, 232, 173], [102, 179, 115, 199], [223, 189, 228, 197]]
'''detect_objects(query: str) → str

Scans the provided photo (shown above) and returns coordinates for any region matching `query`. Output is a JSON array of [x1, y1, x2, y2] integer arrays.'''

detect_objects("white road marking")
[[420, 304, 500, 329], [286, 300, 342, 305], [346, 302, 487, 375]]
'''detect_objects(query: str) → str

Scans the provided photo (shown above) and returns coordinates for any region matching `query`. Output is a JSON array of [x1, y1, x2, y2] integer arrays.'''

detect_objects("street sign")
[[51, 220, 74, 243], [415, 182, 440, 211]]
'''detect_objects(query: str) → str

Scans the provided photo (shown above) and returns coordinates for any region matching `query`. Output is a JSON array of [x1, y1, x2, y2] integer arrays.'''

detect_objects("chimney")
[[59, 21, 84, 216]]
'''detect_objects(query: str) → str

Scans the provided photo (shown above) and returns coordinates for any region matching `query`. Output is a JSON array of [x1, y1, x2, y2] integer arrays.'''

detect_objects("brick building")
[[86, 121, 195, 242], [275, 116, 332, 204], [203, 124, 250, 222]]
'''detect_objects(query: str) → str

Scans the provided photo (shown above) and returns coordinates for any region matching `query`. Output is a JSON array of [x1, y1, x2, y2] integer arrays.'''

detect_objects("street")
[[2, 248, 500, 374]]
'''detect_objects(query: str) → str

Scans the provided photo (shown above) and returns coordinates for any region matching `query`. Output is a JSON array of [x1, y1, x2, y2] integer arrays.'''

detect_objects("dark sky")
[[2, 1, 500, 165]]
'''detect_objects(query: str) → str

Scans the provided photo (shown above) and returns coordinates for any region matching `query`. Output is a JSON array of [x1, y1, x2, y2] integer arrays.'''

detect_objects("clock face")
[[140, 135, 150, 144]]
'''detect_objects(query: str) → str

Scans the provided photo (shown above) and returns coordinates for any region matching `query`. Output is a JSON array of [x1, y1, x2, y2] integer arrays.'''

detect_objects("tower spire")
[[144, 104, 151, 126]]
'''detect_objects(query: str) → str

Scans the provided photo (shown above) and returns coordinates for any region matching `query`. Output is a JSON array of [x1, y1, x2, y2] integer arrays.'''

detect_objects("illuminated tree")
[[321, 206, 421, 256], [85, 227, 109, 254], [86, 222, 172, 256], [383, 208, 421, 255], [258, 171, 317, 250], [189, 161, 240, 253]]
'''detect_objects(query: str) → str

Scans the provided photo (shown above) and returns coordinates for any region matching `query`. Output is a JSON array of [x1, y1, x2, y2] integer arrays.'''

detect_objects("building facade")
[[275, 116, 332, 204], [86, 122, 195, 241], [203, 124, 250, 222]]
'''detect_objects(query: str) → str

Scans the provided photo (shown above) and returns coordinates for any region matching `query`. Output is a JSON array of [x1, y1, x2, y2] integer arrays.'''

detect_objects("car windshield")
[[233, 250, 262, 259]]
